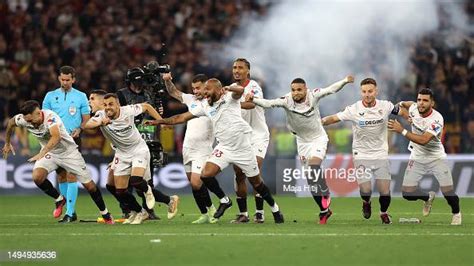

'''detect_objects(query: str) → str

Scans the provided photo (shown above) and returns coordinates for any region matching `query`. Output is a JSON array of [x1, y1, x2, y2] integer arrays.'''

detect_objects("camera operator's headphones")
[[125, 67, 145, 86]]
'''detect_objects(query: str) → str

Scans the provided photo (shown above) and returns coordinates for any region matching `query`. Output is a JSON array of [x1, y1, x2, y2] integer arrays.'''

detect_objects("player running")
[[246, 75, 354, 224], [163, 73, 216, 224], [388, 88, 461, 225], [2, 100, 114, 224], [84, 93, 163, 224], [230, 58, 270, 223], [322, 78, 402, 224], [147, 78, 284, 223]]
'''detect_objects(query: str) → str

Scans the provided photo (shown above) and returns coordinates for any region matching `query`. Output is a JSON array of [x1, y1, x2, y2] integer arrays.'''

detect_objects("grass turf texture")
[[0, 195, 472, 266]]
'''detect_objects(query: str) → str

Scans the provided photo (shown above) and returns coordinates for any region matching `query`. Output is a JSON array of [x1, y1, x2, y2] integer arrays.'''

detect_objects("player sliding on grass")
[[322, 78, 404, 224], [2, 100, 114, 224], [246, 75, 354, 224], [146, 78, 284, 223], [388, 88, 461, 225]]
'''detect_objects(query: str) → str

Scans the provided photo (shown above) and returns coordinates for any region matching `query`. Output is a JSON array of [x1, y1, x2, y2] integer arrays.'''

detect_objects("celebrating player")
[[230, 58, 269, 223], [247, 76, 354, 224], [84, 93, 161, 224], [322, 78, 402, 224], [146, 78, 284, 223], [388, 88, 461, 225], [163, 73, 216, 224], [2, 100, 114, 224]]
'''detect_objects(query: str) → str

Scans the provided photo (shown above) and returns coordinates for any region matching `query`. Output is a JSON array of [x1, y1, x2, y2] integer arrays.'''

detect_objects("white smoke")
[[210, 0, 468, 118]]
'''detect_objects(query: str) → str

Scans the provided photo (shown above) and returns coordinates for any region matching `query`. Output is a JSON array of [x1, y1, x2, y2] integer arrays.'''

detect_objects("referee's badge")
[[69, 106, 77, 116]]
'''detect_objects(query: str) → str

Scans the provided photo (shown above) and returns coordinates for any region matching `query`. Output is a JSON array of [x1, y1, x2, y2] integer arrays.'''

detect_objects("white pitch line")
[[0, 232, 472, 237]]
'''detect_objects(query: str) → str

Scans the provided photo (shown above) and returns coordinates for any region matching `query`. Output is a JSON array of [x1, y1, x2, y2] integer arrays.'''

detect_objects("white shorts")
[[112, 149, 150, 177], [183, 147, 210, 174], [402, 158, 453, 187], [207, 133, 259, 177], [297, 137, 328, 166], [34, 149, 92, 183], [252, 139, 269, 159], [354, 159, 391, 184]]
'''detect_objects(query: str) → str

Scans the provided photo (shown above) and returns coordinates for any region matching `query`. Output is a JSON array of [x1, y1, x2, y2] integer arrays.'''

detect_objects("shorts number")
[[212, 149, 223, 158], [408, 160, 414, 170]]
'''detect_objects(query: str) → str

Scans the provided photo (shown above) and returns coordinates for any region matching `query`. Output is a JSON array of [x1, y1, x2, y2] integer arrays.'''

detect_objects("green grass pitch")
[[0, 195, 472, 266]]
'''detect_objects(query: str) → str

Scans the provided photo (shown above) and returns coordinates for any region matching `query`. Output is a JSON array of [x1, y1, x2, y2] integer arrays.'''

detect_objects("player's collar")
[[240, 79, 251, 88], [421, 108, 433, 118], [362, 99, 377, 108]]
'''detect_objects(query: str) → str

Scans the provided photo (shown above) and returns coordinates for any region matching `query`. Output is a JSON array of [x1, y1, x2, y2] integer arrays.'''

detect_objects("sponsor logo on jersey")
[[47, 117, 56, 125], [358, 118, 384, 127], [109, 125, 133, 133]]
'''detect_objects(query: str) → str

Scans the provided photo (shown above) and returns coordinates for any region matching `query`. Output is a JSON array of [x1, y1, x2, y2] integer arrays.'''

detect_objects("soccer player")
[[146, 78, 284, 223], [42, 66, 90, 222], [163, 73, 216, 224], [2, 100, 114, 224], [322, 78, 402, 224], [388, 88, 461, 225], [230, 58, 269, 223], [246, 75, 354, 224], [85, 93, 163, 224]]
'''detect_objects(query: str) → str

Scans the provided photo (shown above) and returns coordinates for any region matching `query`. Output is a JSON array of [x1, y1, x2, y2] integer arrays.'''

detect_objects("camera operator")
[[115, 65, 179, 220]]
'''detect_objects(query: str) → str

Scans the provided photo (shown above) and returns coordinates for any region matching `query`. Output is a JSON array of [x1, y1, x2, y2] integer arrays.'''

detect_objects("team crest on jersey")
[[378, 109, 383, 115], [431, 122, 441, 134], [47, 117, 56, 125], [190, 103, 197, 109], [69, 106, 77, 115]]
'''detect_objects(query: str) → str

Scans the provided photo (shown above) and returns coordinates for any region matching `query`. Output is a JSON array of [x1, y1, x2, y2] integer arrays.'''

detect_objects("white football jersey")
[[181, 93, 213, 150], [189, 91, 252, 150], [337, 100, 399, 159], [14, 110, 77, 154], [91, 104, 148, 154], [231, 80, 270, 143], [407, 104, 446, 159]]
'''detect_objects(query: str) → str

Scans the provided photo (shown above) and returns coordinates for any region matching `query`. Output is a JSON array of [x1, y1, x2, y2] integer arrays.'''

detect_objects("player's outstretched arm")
[[145, 111, 196, 126], [2, 118, 17, 159], [250, 94, 287, 109], [321, 115, 341, 126], [317, 75, 354, 99], [141, 103, 163, 120], [399, 101, 415, 110], [163, 73, 183, 102], [28, 125, 61, 162], [224, 85, 245, 99], [388, 119, 434, 145]]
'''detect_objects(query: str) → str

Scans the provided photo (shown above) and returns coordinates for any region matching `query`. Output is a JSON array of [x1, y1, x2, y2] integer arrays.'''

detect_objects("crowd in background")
[[0, 0, 472, 156]]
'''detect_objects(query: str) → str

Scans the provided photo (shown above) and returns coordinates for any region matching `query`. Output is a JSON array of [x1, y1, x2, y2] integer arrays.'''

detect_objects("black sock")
[[379, 194, 391, 213], [200, 185, 213, 208], [312, 195, 326, 212], [360, 191, 372, 203], [255, 194, 264, 212], [136, 190, 150, 211], [443, 191, 460, 214], [152, 188, 171, 204], [309, 165, 329, 196], [236, 197, 247, 213], [89, 188, 107, 212], [36, 179, 60, 199], [116, 188, 142, 212], [107, 184, 130, 213], [130, 176, 148, 193], [201, 177, 226, 199], [402, 190, 429, 201], [253, 183, 275, 208], [192, 188, 208, 214]]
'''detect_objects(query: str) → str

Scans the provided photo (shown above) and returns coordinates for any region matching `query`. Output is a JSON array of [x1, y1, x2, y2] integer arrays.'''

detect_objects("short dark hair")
[[20, 100, 40, 115], [104, 93, 119, 100], [59, 66, 76, 78], [192, 74, 208, 83], [291, 78, 306, 85], [418, 88, 434, 100], [360, 78, 377, 87], [234, 58, 250, 70], [90, 89, 107, 96]]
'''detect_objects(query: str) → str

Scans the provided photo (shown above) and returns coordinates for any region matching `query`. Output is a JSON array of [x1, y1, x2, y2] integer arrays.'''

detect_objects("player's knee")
[[82, 181, 97, 192], [247, 175, 262, 187], [190, 178, 202, 190]]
